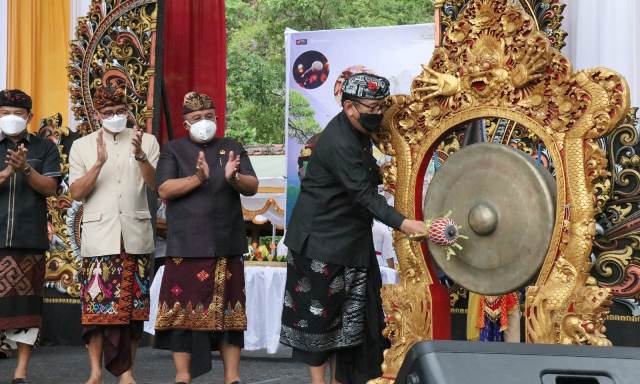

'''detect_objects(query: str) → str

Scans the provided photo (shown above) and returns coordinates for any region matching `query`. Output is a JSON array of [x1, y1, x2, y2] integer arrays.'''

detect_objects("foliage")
[[225, 0, 435, 144], [287, 90, 322, 144]]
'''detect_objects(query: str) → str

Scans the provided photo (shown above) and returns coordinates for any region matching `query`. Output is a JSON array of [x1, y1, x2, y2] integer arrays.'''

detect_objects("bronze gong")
[[423, 142, 556, 295]]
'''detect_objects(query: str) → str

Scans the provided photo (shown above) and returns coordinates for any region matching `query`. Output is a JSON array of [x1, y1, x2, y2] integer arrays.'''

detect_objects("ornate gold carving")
[[378, 241, 433, 380], [585, 139, 611, 194], [48, 0, 158, 297], [69, 0, 158, 135], [525, 253, 612, 347], [559, 277, 612, 346], [375, 0, 629, 379], [38, 114, 82, 297], [526, 257, 578, 343], [592, 108, 640, 299], [441, 1, 567, 50]]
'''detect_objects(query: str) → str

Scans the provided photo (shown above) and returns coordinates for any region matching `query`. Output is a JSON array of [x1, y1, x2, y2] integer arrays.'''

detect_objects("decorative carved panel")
[[372, 0, 630, 381], [45, 0, 158, 296]]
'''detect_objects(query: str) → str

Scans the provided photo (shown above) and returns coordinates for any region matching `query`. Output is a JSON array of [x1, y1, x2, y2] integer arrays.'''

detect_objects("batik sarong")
[[280, 254, 367, 351], [281, 251, 388, 383], [154, 256, 246, 378], [79, 252, 151, 376], [0, 250, 45, 331]]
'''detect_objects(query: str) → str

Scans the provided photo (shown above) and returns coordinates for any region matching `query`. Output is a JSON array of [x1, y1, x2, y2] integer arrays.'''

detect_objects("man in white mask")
[[154, 91, 258, 384], [0, 89, 61, 384], [69, 85, 159, 384]]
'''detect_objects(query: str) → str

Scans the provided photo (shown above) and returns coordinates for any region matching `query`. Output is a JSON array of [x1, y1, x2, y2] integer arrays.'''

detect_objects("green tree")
[[287, 90, 322, 144], [225, 0, 435, 144]]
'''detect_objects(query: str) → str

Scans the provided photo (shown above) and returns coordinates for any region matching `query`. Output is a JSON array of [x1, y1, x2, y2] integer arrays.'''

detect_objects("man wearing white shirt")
[[69, 85, 159, 384], [372, 220, 396, 268]]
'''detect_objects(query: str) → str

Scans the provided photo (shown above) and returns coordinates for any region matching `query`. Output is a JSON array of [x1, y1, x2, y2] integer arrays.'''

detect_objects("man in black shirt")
[[0, 89, 61, 384], [281, 73, 425, 384], [154, 91, 258, 384]]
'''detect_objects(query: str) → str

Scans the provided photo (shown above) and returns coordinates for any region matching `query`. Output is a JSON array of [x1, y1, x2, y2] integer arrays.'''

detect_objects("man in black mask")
[[281, 73, 425, 384]]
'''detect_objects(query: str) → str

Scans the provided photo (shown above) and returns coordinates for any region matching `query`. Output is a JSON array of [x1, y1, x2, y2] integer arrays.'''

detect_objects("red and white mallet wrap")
[[428, 217, 459, 247]]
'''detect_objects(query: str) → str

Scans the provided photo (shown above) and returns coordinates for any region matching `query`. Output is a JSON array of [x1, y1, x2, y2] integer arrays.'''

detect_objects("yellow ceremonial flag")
[[7, 0, 70, 131]]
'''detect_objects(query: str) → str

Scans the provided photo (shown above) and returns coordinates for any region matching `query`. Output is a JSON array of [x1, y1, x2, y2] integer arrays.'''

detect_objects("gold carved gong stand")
[[373, 0, 630, 381]]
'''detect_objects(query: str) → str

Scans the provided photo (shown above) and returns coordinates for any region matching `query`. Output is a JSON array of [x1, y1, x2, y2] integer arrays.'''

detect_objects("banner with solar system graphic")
[[284, 24, 436, 225]]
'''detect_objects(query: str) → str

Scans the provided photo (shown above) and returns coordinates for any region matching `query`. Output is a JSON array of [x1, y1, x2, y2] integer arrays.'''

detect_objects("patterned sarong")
[[280, 251, 388, 383], [155, 256, 246, 331], [79, 252, 151, 325], [280, 253, 367, 352], [79, 252, 151, 377], [0, 250, 45, 330]]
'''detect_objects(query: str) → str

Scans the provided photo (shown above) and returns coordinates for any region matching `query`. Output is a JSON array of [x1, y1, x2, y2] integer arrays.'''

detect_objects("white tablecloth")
[[144, 265, 164, 336], [144, 263, 399, 353], [243, 265, 288, 352]]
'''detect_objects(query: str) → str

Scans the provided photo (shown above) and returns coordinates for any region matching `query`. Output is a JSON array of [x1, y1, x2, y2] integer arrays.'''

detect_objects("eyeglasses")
[[100, 108, 127, 119], [351, 100, 386, 114], [187, 112, 216, 124], [0, 110, 29, 117]]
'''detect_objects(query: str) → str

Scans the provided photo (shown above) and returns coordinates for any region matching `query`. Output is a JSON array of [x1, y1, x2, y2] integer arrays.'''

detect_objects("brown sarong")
[[154, 256, 246, 379], [0, 250, 45, 330], [155, 256, 246, 331], [79, 252, 151, 376]]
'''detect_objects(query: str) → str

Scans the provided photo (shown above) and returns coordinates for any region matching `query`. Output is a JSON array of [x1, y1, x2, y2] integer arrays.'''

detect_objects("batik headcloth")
[[92, 85, 126, 110], [341, 73, 390, 101], [0, 89, 32, 111], [183, 91, 215, 114]]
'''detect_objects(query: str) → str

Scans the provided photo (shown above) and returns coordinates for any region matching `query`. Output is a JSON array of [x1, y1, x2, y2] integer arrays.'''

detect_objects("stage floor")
[[0, 345, 306, 384]]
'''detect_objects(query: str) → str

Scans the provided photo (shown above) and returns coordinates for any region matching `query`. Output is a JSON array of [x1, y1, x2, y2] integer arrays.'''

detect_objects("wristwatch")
[[23, 165, 32, 176], [135, 152, 148, 162], [229, 172, 240, 183]]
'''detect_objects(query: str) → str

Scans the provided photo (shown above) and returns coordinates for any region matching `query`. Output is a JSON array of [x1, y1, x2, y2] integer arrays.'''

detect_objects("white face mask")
[[0, 115, 28, 136], [188, 119, 216, 143], [101, 115, 127, 133]]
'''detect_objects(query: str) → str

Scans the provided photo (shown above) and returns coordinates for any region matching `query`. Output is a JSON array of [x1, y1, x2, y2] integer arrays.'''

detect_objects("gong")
[[423, 143, 556, 295]]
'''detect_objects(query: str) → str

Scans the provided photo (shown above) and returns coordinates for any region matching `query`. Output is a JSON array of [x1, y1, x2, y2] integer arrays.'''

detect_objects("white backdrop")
[[562, 0, 640, 107]]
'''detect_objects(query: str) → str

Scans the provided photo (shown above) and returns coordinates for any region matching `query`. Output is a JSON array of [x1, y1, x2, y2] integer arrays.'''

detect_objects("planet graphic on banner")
[[292, 50, 330, 89]]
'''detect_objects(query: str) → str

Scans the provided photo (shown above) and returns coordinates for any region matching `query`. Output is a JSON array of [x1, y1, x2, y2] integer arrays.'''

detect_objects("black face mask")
[[358, 112, 384, 133]]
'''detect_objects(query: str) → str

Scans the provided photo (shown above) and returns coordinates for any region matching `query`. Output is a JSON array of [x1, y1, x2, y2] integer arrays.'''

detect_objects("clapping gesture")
[[195, 150, 209, 182], [6, 144, 28, 172], [96, 130, 108, 166], [131, 128, 144, 156], [225, 150, 241, 182]]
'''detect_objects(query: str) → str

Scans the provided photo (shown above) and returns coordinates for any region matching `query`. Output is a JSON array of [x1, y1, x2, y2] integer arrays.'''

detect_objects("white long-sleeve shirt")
[[373, 220, 397, 267]]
